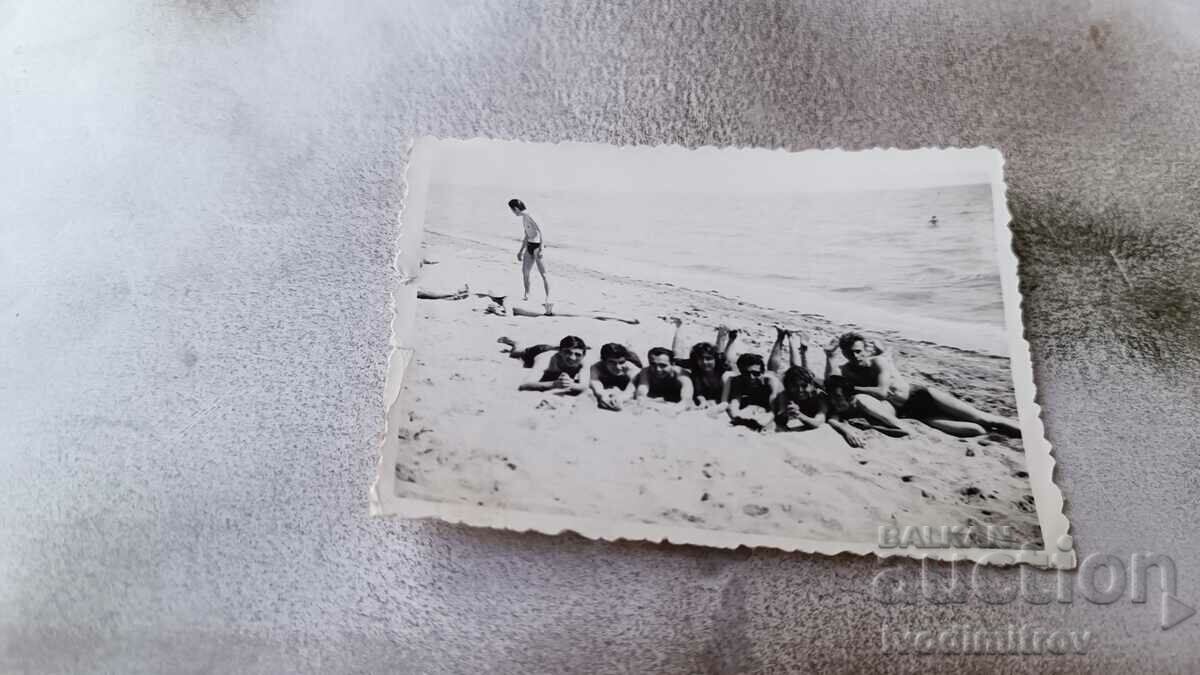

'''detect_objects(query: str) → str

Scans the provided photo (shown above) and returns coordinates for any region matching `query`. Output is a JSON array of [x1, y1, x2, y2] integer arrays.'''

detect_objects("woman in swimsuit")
[[682, 342, 729, 406], [510, 198, 551, 303], [665, 317, 741, 406], [588, 343, 641, 411]]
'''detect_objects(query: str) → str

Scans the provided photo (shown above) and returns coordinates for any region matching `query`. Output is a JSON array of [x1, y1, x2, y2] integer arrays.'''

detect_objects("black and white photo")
[[373, 138, 1071, 567]]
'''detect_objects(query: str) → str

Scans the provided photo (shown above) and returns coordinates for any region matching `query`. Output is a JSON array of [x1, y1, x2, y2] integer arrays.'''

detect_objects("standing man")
[[509, 198, 551, 304]]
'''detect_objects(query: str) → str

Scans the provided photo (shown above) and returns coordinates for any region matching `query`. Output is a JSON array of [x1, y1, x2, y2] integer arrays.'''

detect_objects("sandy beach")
[[394, 231, 1041, 548]]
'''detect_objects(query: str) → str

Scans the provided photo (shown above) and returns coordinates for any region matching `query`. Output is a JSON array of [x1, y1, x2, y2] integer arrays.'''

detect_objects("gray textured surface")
[[3, 0, 1200, 672]]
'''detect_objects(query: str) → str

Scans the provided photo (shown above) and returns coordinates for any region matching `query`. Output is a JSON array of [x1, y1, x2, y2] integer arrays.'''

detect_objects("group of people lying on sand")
[[498, 319, 1021, 448]]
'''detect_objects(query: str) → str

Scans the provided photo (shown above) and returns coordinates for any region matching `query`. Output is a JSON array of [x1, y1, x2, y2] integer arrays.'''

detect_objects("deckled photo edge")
[[989, 149, 1075, 569], [370, 137, 433, 517], [372, 138, 1073, 570]]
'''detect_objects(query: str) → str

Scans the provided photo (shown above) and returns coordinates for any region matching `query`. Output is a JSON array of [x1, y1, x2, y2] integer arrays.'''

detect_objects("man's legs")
[[920, 418, 987, 437], [852, 394, 911, 436], [768, 326, 790, 374], [521, 254, 535, 301], [503, 302, 639, 324], [921, 385, 1021, 436], [723, 328, 742, 365], [497, 337, 557, 368], [787, 330, 809, 370], [547, 307, 638, 324], [417, 284, 469, 300], [715, 325, 729, 354], [534, 255, 550, 300]]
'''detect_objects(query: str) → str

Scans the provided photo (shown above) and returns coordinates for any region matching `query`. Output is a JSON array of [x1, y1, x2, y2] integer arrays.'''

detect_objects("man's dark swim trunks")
[[896, 387, 937, 419]]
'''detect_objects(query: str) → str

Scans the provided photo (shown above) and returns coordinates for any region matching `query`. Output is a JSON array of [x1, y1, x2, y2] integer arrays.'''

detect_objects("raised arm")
[[766, 372, 785, 408], [822, 342, 838, 384], [668, 318, 686, 361]]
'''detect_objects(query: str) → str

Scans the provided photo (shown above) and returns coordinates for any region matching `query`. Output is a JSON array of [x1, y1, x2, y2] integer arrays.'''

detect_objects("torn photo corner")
[[370, 137, 1074, 570]]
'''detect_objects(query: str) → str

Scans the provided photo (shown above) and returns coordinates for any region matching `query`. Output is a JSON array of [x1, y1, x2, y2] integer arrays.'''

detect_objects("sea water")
[[426, 183, 1010, 356]]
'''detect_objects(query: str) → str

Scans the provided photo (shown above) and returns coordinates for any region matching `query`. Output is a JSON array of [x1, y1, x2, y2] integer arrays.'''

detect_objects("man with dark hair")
[[722, 352, 782, 430], [518, 335, 589, 395], [634, 347, 693, 406], [828, 331, 1021, 438], [508, 197, 551, 304], [588, 343, 641, 411]]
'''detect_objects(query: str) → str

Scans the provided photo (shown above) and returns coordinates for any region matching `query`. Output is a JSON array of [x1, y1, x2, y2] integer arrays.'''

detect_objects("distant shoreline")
[[426, 229, 1011, 358]]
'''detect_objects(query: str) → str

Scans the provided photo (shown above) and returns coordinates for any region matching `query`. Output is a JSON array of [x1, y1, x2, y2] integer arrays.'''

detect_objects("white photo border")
[[370, 137, 1075, 570]]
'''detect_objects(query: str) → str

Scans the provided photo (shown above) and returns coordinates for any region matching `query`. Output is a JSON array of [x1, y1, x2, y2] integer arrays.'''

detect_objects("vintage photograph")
[[374, 139, 1070, 566]]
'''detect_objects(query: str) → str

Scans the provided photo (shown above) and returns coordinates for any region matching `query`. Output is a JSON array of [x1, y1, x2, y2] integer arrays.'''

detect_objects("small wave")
[[955, 273, 1003, 289], [972, 299, 1006, 313], [913, 264, 953, 276], [760, 272, 805, 283], [883, 289, 936, 303]]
